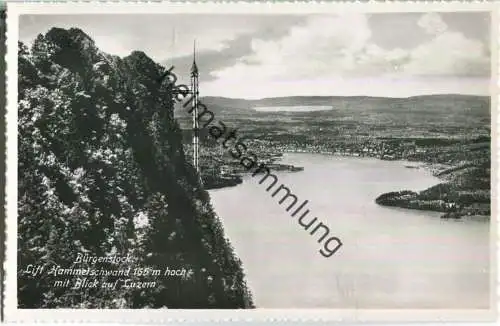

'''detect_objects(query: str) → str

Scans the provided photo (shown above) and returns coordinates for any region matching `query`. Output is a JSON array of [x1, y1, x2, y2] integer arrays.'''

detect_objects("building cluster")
[[275, 138, 421, 160]]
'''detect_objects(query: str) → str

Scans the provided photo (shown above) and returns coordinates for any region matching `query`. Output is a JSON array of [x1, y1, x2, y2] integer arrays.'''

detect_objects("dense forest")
[[375, 140, 491, 219], [17, 27, 254, 308]]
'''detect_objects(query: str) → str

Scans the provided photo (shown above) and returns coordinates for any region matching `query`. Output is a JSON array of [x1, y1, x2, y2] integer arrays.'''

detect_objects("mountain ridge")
[[18, 27, 254, 309], [193, 94, 490, 113]]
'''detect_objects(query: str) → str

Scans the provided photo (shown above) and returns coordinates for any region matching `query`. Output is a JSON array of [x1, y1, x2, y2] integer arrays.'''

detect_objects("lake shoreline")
[[273, 151, 489, 221], [206, 149, 489, 221], [208, 152, 490, 308], [282, 149, 452, 178]]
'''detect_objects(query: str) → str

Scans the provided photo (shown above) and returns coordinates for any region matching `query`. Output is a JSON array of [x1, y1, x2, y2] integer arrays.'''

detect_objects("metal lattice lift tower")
[[190, 41, 200, 176]]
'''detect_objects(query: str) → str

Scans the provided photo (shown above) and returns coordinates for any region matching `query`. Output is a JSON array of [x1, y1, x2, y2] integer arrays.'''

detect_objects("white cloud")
[[401, 13, 489, 77], [402, 31, 489, 77], [205, 13, 490, 98], [88, 25, 251, 61], [417, 12, 448, 35], [19, 15, 254, 61], [211, 14, 374, 82]]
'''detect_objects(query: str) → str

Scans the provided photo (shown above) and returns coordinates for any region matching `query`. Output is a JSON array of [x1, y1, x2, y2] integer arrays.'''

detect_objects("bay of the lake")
[[209, 153, 490, 309]]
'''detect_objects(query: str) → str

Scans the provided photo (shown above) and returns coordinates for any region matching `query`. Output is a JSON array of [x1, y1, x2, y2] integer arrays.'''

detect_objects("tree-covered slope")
[[18, 27, 253, 308], [375, 139, 490, 219]]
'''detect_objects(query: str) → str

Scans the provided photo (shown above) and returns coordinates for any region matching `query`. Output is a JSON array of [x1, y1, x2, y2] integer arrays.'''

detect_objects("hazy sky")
[[20, 12, 491, 99]]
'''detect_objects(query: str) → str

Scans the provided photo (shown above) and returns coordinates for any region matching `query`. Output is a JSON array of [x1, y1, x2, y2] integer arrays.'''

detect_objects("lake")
[[209, 153, 490, 309]]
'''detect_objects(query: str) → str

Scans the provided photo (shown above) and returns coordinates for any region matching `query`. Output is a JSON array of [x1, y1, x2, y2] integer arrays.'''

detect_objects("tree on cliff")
[[17, 27, 253, 308]]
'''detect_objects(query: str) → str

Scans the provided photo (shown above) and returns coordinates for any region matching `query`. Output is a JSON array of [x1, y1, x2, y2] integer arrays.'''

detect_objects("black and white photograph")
[[4, 1, 497, 322]]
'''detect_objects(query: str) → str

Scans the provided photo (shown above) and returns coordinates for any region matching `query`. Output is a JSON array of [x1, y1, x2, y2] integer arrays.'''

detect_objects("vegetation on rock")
[[375, 139, 490, 219], [18, 27, 253, 308]]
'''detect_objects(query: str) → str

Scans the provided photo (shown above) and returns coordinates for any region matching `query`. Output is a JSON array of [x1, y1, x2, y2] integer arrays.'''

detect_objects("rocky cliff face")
[[18, 27, 253, 308]]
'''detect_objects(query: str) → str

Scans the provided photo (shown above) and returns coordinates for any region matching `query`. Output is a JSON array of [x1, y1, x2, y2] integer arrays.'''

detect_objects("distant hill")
[[177, 94, 490, 115], [201, 96, 254, 110], [407, 94, 489, 100]]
